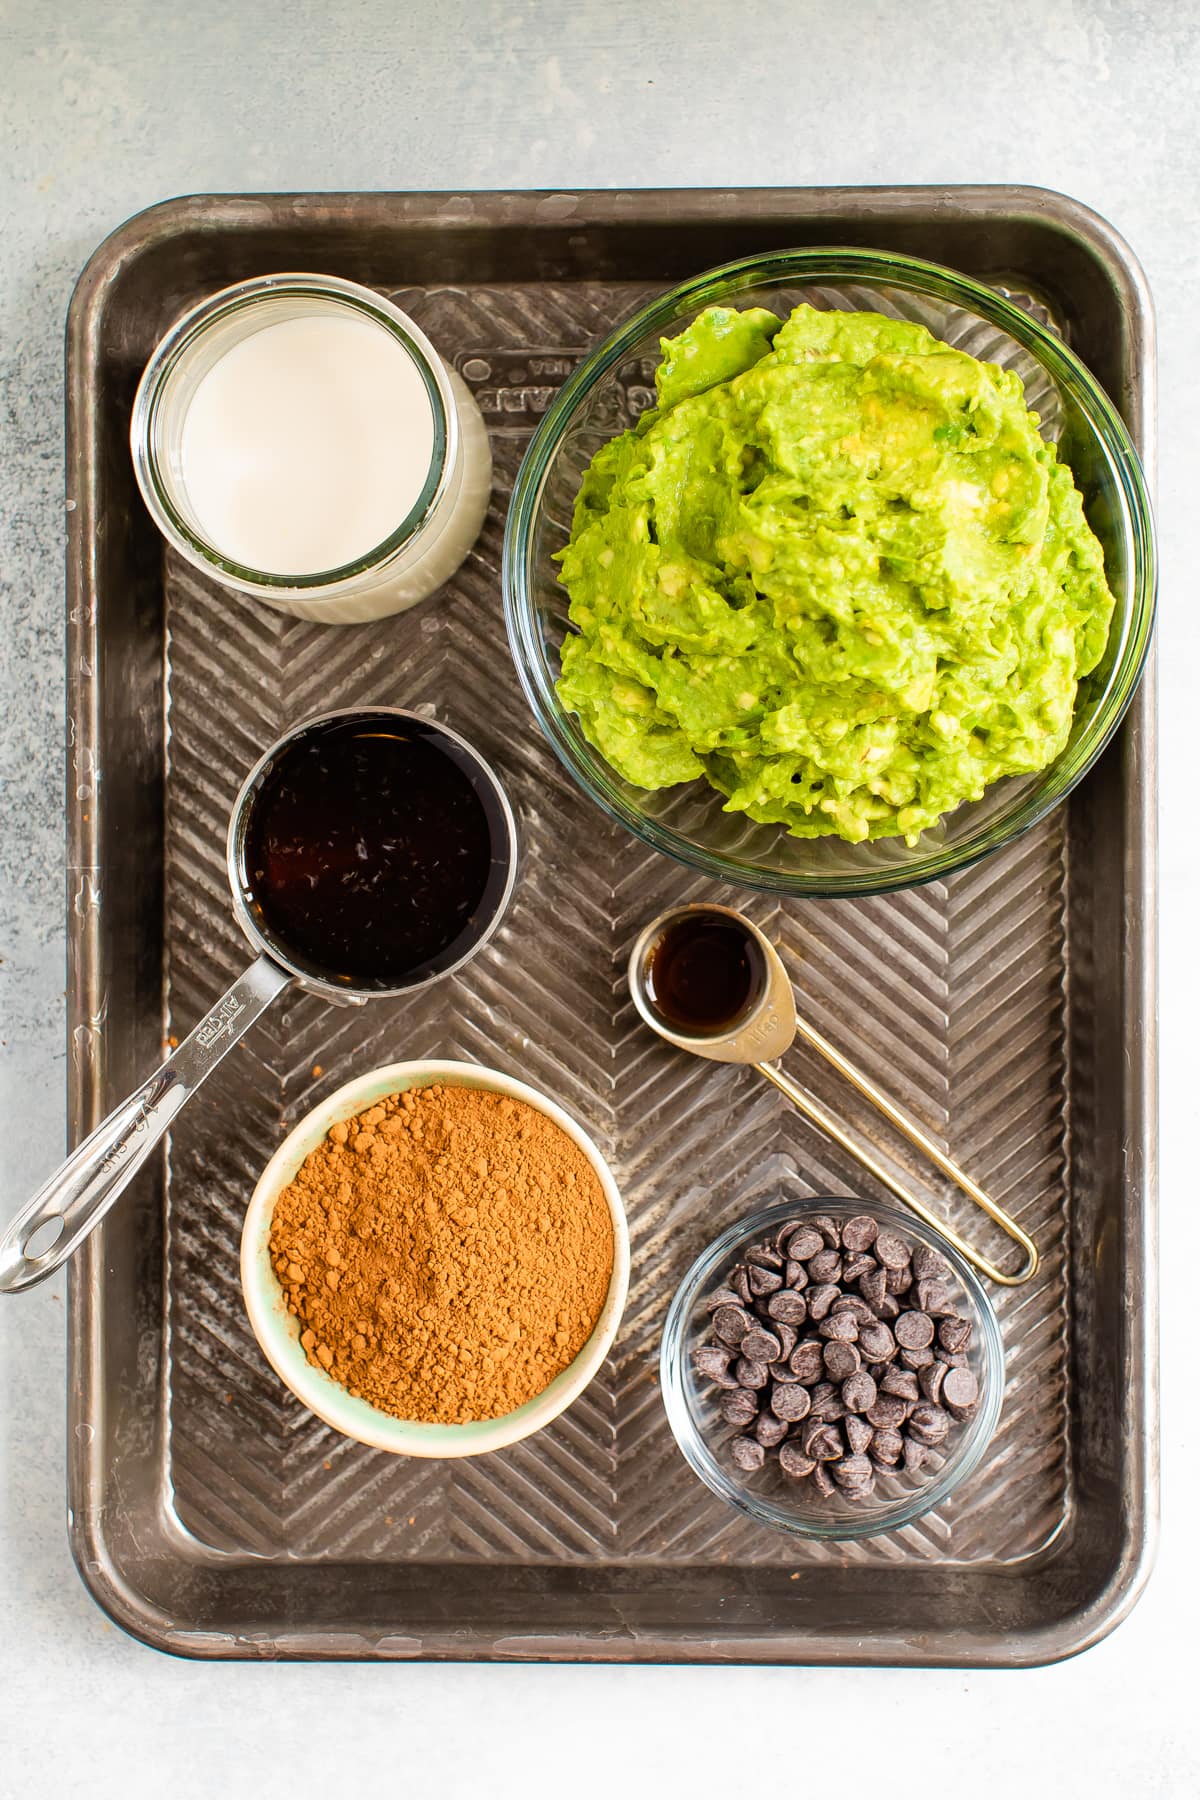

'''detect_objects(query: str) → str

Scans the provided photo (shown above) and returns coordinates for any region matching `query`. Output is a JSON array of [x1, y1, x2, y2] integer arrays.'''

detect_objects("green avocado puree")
[[555, 303, 1116, 844]]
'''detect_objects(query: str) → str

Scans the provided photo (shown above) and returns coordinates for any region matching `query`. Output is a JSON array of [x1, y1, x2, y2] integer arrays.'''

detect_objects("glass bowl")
[[503, 248, 1156, 896], [659, 1197, 1005, 1541]]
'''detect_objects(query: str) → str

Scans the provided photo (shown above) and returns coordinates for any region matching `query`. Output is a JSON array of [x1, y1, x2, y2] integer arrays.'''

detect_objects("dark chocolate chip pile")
[[693, 1213, 982, 1502]]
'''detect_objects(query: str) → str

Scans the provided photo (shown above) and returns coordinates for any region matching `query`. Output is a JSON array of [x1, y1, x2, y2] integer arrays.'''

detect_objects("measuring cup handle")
[[0, 955, 293, 1295]]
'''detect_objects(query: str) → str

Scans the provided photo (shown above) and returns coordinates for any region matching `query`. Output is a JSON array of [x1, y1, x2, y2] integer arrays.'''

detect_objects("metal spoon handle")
[[0, 954, 293, 1295], [755, 1052, 1039, 1288]]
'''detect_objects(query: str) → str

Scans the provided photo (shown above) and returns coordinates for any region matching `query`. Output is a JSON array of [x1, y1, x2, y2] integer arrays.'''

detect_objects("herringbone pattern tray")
[[162, 280, 1071, 1570]]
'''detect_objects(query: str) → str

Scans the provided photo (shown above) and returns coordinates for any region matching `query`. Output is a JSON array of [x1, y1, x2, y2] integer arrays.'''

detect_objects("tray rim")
[[62, 184, 1159, 1667]]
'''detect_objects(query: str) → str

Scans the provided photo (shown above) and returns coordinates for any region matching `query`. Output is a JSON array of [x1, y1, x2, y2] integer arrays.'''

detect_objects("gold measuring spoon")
[[628, 903, 1038, 1287]]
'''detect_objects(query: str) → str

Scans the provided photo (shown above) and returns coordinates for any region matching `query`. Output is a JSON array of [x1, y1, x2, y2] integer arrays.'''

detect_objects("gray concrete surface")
[[0, 2, 1195, 1795]]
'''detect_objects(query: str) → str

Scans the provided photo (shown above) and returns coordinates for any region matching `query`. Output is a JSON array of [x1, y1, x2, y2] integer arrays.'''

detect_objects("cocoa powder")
[[268, 1083, 614, 1424]]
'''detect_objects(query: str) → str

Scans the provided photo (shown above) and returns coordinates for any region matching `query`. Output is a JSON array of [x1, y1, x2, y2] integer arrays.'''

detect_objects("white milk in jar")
[[131, 275, 492, 623]]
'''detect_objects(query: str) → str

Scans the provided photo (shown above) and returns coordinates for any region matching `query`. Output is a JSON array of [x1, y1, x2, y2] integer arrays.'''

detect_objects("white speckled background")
[[0, 2, 1194, 1794]]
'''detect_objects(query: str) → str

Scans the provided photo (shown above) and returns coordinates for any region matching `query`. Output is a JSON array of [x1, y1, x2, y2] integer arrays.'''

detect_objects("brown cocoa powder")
[[268, 1083, 615, 1424]]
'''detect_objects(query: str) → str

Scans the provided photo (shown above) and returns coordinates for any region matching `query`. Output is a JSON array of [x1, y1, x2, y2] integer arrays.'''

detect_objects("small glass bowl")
[[503, 247, 1156, 896], [659, 1197, 1005, 1541]]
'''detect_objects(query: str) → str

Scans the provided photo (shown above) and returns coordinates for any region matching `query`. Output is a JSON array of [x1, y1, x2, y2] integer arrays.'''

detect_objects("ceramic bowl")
[[241, 1059, 629, 1456]]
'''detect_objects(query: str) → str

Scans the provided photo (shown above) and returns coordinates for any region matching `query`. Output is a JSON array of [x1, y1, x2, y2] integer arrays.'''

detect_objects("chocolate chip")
[[857, 1321, 897, 1362], [767, 1289, 808, 1326], [693, 1344, 734, 1380], [785, 1259, 809, 1289], [748, 1265, 783, 1297], [915, 1279, 956, 1316], [938, 1316, 972, 1354], [807, 1283, 840, 1321], [870, 1428, 904, 1466], [837, 1474, 874, 1499], [907, 1403, 951, 1445], [771, 1383, 813, 1423], [884, 1264, 913, 1295], [807, 1249, 843, 1284], [877, 1294, 901, 1320], [841, 1371, 878, 1413], [813, 1459, 836, 1497], [842, 1214, 879, 1252], [942, 1367, 980, 1418], [790, 1342, 826, 1384], [704, 1285, 742, 1312], [755, 1411, 790, 1447], [842, 1253, 877, 1284], [721, 1389, 758, 1426], [734, 1357, 770, 1389], [741, 1326, 782, 1364], [779, 1442, 817, 1480], [785, 1226, 824, 1261], [774, 1219, 807, 1253], [833, 1453, 873, 1489], [812, 1215, 842, 1249], [879, 1366, 920, 1402], [902, 1437, 928, 1476], [894, 1310, 935, 1350], [731, 1266, 753, 1305], [919, 1360, 948, 1405], [731, 1435, 765, 1472], [859, 1266, 887, 1311], [866, 1393, 908, 1429], [746, 1244, 784, 1271], [818, 1312, 858, 1342], [845, 1414, 874, 1456], [773, 1320, 799, 1360], [823, 1341, 861, 1381], [800, 1413, 827, 1452], [912, 1243, 950, 1281], [712, 1304, 752, 1346], [874, 1230, 911, 1270], [769, 1361, 802, 1384], [806, 1423, 844, 1461], [832, 1294, 875, 1323], [807, 1381, 846, 1422], [899, 1345, 934, 1371]]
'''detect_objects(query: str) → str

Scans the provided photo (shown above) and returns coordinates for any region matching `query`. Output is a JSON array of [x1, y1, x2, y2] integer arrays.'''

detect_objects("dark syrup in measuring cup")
[[241, 717, 509, 990], [644, 913, 765, 1036]]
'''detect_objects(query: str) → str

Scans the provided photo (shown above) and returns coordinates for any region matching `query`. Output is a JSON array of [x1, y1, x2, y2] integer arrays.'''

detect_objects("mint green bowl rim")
[[240, 1059, 630, 1458]]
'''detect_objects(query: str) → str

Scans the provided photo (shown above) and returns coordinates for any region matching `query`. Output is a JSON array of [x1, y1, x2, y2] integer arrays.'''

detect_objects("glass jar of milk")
[[131, 274, 492, 624]]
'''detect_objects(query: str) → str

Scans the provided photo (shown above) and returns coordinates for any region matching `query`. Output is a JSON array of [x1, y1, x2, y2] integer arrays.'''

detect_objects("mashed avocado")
[[555, 303, 1116, 844]]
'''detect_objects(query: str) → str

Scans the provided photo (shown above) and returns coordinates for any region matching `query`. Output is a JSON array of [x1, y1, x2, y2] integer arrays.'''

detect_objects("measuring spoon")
[[628, 902, 1038, 1287], [0, 706, 517, 1295]]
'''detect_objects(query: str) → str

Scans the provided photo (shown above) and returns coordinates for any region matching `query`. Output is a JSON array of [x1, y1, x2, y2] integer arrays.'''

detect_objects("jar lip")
[[131, 273, 454, 592]]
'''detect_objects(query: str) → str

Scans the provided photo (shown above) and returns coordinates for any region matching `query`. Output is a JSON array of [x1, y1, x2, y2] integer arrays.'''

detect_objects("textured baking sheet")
[[64, 190, 1157, 1662]]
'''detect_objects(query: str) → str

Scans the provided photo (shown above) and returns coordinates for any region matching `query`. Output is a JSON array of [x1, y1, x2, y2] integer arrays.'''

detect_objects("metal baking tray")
[[63, 187, 1157, 1664]]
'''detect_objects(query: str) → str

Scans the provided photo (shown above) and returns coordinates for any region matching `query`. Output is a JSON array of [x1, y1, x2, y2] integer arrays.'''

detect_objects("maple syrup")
[[241, 716, 510, 990], [643, 912, 765, 1037]]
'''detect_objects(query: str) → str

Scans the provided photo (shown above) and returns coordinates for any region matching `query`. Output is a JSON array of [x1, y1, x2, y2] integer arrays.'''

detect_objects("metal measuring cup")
[[628, 903, 1038, 1286], [0, 706, 518, 1295]]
